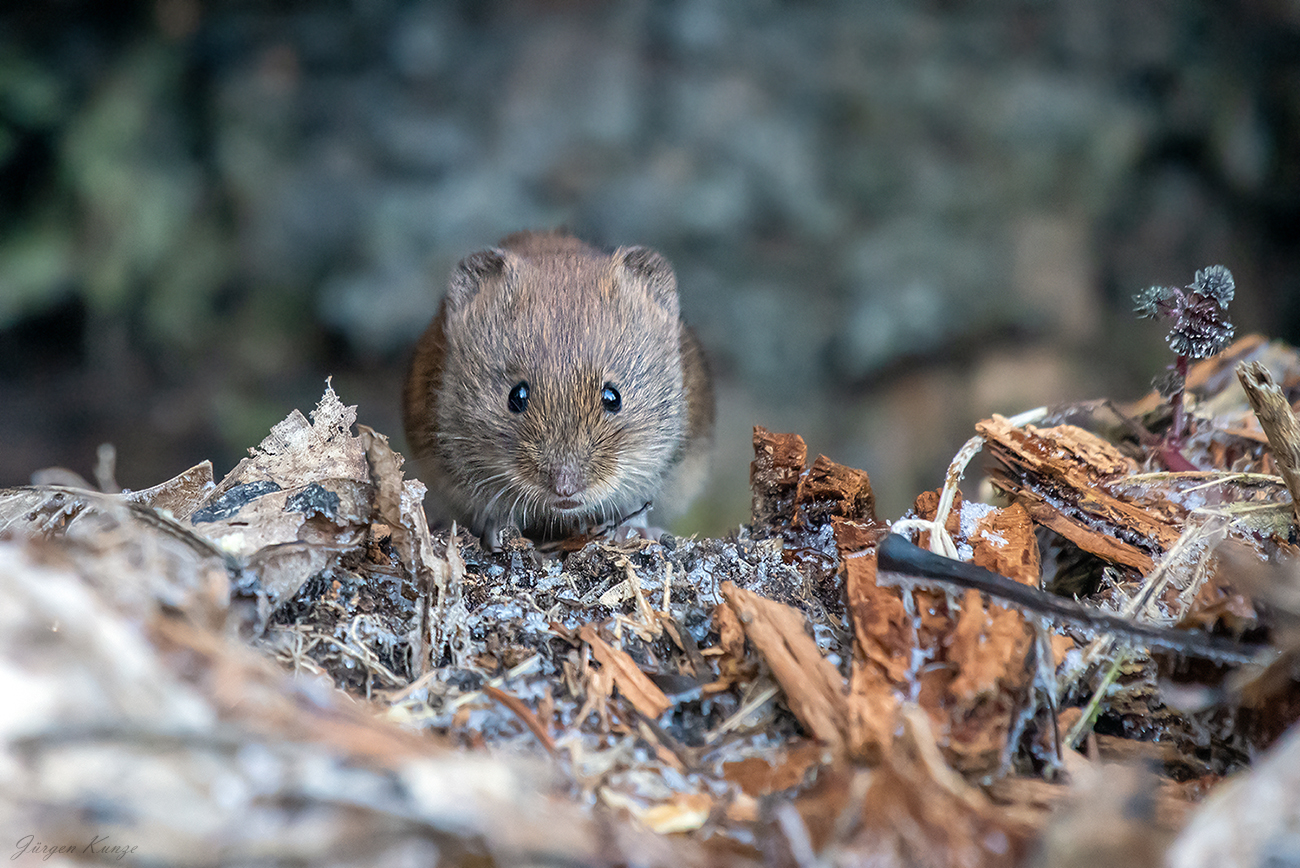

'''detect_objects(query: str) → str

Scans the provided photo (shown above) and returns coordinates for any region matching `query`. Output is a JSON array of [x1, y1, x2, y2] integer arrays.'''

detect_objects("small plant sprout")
[[1134, 265, 1235, 464]]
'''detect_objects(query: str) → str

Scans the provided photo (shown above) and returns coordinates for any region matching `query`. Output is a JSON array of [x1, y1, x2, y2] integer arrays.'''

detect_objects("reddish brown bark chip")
[[788, 708, 1035, 868], [751, 426, 809, 526], [722, 740, 826, 798], [714, 601, 747, 660], [842, 548, 904, 762], [968, 500, 1040, 585], [977, 413, 1182, 572], [795, 454, 877, 525], [830, 516, 884, 556], [944, 504, 1039, 716], [913, 488, 963, 550], [722, 582, 850, 756], [843, 497, 1047, 773], [844, 545, 916, 687]]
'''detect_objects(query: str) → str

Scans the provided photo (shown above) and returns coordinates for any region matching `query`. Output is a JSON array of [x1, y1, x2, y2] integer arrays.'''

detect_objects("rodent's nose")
[[550, 463, 587, 498]]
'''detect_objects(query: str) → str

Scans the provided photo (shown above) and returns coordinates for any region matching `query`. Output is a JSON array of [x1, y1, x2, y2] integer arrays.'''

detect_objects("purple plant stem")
[[1159, 443, 1199, 472], [1161, 353, 1199, 472], [1169, 353, 1189, 446]]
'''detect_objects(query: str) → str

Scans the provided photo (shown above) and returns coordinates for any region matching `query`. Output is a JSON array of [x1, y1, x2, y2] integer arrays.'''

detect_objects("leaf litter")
[[4, 337, 1300, 866]]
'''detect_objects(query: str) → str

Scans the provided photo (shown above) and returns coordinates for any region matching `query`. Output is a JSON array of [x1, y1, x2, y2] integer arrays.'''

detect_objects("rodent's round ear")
[[446, 248, 509, 312], [614, 246, 680, 316]]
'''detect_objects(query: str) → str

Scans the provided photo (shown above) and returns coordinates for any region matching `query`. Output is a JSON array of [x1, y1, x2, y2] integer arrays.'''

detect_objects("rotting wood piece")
[[977, 414, 1185, 572], [795, 454, 877, 526], [842, 548, 904, 762], [843, 499, 1047, 774], [750, 426, 808, 526], [751, 427, 879, 529]]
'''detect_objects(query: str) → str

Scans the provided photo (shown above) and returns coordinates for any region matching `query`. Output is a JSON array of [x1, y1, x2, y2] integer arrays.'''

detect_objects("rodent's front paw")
[[479, 520, 505, 553]]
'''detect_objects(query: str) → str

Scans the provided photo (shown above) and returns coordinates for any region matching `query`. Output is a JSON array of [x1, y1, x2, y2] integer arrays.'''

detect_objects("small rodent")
[[403, 230, 714, 549]]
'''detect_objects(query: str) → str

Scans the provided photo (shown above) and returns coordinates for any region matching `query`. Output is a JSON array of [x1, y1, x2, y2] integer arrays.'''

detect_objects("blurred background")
[[2, 0, 1298, 533]]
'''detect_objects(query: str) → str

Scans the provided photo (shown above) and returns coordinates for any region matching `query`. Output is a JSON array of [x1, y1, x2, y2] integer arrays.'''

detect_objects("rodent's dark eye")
[[508, 381, 529, 413], [601, 383, 621, 413]]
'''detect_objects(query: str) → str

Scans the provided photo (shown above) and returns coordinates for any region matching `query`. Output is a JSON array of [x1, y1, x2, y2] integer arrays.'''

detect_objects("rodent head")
[[434, 241, 689, 537]]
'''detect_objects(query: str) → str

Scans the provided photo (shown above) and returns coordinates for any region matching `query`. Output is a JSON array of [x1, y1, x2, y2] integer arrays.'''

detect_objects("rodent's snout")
[[542, 461, 590, 508]]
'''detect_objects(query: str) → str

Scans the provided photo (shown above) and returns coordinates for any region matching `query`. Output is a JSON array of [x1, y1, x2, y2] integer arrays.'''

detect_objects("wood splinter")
[[1236, 361, 1300, 530]]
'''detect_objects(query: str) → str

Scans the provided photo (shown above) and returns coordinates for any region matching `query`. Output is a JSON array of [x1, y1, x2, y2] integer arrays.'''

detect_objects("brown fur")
[[403, 230, 714, 546]]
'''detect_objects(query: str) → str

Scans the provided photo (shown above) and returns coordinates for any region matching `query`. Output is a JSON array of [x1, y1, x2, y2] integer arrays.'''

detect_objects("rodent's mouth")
[[551, 497, 584, 511]]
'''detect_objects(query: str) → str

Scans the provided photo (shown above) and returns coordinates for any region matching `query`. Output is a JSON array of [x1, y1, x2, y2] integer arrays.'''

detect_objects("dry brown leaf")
[[122, 460, 215, 519], [0, 486, 231, 623], [357, 424, 405, 529], [204, 385, 369, 502], [184, 387, 375, 604]]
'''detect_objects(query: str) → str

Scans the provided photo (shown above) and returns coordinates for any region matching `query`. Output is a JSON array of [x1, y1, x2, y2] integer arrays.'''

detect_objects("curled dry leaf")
[[185, 386, 373, 604], [0, 485, 230, 624]]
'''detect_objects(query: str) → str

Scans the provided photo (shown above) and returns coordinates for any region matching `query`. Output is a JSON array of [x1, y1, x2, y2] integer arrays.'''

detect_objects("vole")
[[403, 230, 714, 549]]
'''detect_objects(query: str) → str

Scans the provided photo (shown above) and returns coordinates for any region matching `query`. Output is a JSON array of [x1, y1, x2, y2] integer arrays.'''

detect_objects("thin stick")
[[876, 534, 1269, 665]]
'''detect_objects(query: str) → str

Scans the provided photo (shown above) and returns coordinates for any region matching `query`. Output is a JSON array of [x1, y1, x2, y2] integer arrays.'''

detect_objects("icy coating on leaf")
[[1133, 264, 1236, 361], [1193, 264, 1235, 306]]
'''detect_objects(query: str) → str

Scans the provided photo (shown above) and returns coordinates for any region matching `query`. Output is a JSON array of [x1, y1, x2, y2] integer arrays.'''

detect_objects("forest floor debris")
[[4, 335, 1300, 866]]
